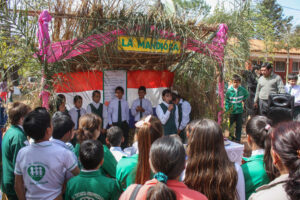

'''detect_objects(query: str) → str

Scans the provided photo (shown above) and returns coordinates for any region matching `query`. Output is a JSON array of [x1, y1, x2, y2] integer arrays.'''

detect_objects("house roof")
[[250, 39, 300, 55]]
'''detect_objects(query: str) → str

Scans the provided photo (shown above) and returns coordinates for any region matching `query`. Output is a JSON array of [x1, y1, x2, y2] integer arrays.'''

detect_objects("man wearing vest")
[[86, 90, 108, 144], [172, 92, 191, 142], [156, 89, 179, 135]]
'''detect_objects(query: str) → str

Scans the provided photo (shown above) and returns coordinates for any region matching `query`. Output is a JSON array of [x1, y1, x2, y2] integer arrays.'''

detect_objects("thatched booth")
[[33, 2, 228, 124]]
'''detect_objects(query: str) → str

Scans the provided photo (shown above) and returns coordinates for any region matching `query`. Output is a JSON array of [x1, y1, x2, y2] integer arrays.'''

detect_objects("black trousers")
[[113, 121, 129, 148], [259, 99, 269, 116], [230, 113, 243, 142]]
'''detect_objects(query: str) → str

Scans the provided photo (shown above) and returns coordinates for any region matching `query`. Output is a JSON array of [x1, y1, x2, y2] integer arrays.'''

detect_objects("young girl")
[[75, 113, 117, 178], [242, 116, 271, 199], [184, 119, 245, 200], [249, 121, 300, 200], [119, 136, 208, 200], [116, 115, 163, 191]]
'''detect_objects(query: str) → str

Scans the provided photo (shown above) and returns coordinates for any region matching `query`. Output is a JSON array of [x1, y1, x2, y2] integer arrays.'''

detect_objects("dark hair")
[[246, 115, 278, 180], [73, 95, 82, 103], [184, 119, 238, 200], [115, 86, 124, 93], [8, 102, 31, 125], [288, 73, 298, 81], [261, 62, 272, 70], [252, 65, 261, 73], [77, 113, 102, 143], [23, 108, 51, 141], [135, 116, 163, 184], [162, 89, 171, 97], [56, 94, 66, 111], [146, 136, 184, 200], [232, 74, 241, 82], [107, 126, 123, 146], [138, 86, 146, 92], [52, 113, 74, 139], [79, 140, 104, 170], [186, 120, 199, 135], [92, 90, 101, 97], [271, 122, 300, 200], [171, 92, 179, 101]]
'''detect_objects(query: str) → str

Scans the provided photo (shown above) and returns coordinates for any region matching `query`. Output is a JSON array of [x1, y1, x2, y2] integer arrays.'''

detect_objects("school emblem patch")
[[27, 165, 46, 181]]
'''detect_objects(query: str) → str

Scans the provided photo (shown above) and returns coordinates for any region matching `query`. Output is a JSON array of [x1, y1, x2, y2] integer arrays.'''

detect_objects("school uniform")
[[110, 146, 128, 162], [87, 101, 108, 144], [156, 101, 179, 135], [177, 99, 191, 142], [14, 141, 77, 200], [65, 169, 121, 200], [285, 84, 300, 118], [108, 98, 130, 147], [242, 150, 270, 199], [119, 179, 208, 200], [69, 107, 87, 130], [74, 144, 117, 178], [1, 125, 27, 199], [131, 98, 153, 122]]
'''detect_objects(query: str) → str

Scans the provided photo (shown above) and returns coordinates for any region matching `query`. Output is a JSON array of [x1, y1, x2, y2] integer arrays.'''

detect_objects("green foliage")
[[173, 0, 210, 20]]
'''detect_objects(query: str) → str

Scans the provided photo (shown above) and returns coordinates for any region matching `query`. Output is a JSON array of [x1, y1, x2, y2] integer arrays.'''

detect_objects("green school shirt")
[[65, 170, 121, 200], [1, 125, 27, 198], [74, 143, 117, 178], [116, 154, 139, 191], [242, 154, 270, 199], [225, 86, 249, 114]]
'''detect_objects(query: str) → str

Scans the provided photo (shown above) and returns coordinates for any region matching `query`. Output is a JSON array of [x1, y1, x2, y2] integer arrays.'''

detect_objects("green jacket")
[[1, 125, 27, 199], [225, 86, 249, 114], [65, 170, 121, 200], [242, 154, 270, 199], [75, 144, 117, 178]]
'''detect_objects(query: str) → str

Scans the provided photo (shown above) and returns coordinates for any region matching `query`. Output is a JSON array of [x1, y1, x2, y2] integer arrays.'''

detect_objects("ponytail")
[[76, 114, 102, 144], [146, 182, 176, 200]]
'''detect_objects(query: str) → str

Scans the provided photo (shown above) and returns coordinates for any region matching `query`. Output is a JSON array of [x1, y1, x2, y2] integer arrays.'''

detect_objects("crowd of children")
[[1, 82, 300, 200]]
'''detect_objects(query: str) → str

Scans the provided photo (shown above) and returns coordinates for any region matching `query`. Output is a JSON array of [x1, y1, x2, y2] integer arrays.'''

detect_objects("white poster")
[[103, 70, 127, 104]]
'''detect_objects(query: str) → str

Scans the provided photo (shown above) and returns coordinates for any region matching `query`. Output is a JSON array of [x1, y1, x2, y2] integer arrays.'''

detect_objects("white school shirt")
[[86, 101, 108, 128], [108, 98, 129, 125], [131, 98, 153, 121], [284, 84, 300, 106], [178, 99, 191, 131], [69, 107, 87, 129], [14, 141, 77, 200], [156, 101, 179, 128], [110, 146, 129, 162]]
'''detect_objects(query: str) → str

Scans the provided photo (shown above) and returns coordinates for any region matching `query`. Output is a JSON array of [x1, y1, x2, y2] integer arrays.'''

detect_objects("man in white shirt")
[[285, 73, 300, 119], [108, 86, 129, 148], [69, 95, 87, 130], [131, 86, 153, 122], [86, 90, 108, 144], [106, 126, 128, 162], [156, 89, 179, 135], [14, 108, 80, 200], [172, 92, 191, 142]]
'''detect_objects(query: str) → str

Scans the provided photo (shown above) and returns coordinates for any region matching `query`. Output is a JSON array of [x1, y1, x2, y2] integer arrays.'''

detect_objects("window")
[[275, 61, 286, 72], [292, 62, 299, 73]]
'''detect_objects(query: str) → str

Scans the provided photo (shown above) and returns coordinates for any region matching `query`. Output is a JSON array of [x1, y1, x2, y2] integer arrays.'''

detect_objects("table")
[[225, 140, 244, 165]]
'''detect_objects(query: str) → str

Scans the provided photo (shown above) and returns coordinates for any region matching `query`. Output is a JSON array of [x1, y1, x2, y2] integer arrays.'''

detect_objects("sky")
[[206, 0, 300, 27]]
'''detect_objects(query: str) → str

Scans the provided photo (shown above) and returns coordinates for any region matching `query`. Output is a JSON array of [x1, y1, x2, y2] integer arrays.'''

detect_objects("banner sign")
[[118, 36, 181, 54], [103, 70, 127, 104]]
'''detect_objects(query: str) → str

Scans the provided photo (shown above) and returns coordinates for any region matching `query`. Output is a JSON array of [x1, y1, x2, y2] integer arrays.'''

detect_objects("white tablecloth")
[[225, 140, 244, 165]]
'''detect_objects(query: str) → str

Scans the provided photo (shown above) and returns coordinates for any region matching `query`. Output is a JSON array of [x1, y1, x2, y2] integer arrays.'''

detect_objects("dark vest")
[[90, 103, 103, 128], [160, 103, 177, 135]]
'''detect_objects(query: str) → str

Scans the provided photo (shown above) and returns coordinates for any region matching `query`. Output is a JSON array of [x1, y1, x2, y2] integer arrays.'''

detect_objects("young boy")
[[131, 86, 153, 122], [106, 126, 128, 162], [108, 86, 129, 148], [1, 102, 31, 200], [225, 74, 249, 142], [285, 73, 300, 118], [156, 89, 179, 135], [69, 95, 87, 130], [14, 108, 80, 200], [87, 90, 108, 144], [65, 140, 121, 200]]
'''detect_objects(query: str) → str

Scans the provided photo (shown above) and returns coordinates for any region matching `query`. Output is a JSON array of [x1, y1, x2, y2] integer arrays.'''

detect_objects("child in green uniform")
[[225, 75, 249, 142], [1, 102, 31, 200], [156, 89, 179, 135], [242, 116, 271, 199], [116, 115, 163, 191], [65, 140, 121, 200], [75, 113, 117, 178]]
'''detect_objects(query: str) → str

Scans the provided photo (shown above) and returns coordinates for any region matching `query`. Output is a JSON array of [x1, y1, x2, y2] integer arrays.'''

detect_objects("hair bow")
[[135, 115, 151, 128], [265, 124, 271, 131]]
